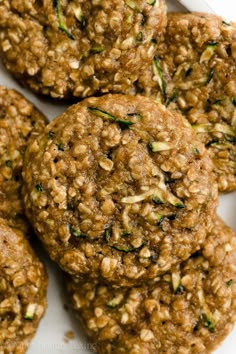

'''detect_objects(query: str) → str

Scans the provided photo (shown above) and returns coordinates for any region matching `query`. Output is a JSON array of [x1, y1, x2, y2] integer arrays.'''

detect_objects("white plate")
[[0, 1, 235, 353]]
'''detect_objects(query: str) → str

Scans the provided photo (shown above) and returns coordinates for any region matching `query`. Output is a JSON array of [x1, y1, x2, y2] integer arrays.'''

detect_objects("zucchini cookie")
[[0, 218, 48, 354], [0, 0, 167, 99], [138, 13, 236, 192], [67, 217, 236, 354], [0, 86, 47, 233], [22, 94, 218, 286]]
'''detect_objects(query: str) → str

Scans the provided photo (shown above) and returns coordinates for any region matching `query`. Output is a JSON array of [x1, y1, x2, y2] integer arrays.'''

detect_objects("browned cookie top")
[[0, 218, 48, 354], [138, 13, 236, 192], [67, 217, 236, 354], [23, 94, 217, 286], [0, 86, 47, 232], [0, 0, 167, 99]]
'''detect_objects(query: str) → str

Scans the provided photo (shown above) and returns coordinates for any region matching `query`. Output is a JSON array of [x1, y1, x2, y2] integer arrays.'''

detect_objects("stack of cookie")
[[0, 1, 235, 353]]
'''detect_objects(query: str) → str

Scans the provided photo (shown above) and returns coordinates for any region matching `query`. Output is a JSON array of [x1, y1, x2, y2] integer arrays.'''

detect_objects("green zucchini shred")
[[88, 107, 135, 130], [152, 196, 164, 205], [56, 142, 64, 151], [166, 90, 178, 107], [174, 284, 185, 295], [54, 0, 74, 40], [201, 313, 215, 333], [69, 225, 87, 239], [90, 47, 105, 54], [147, 0, 156, 5], [200, 42, 218, 63], [148, 141, 172, 152], [153, 56, 167, 100], [48, 131, 55, 139], [122, 230, 131, 236], [206, 68, 214, 84], [226, 136, 236, 144], [24, 304, 36, 320], [136, 32, 143, 42], [74, 7, 86, 29], [125, 0, 138, 10], [111, 242, 145, 253], [35, 184, 43, 192], [5, 160, 12, 167], [111, 244, 137, 252], [232, 98, 236, 107], [191, 145, 200, 155], [175, 202, 185, 209], [156, 214, 164, 226], [104, 228, 112, 242], [127, 112, 142, 119], [226, 279, 234, 287]]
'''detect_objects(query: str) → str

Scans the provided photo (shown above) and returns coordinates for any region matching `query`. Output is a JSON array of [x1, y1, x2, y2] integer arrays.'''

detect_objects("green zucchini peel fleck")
[[54, 0, 74, 40], [88, 107, 135, 130], [153, 56, 167, 100]]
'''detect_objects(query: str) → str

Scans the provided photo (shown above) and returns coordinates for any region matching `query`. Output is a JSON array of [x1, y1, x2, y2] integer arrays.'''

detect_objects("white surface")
[[0, 0, 235, 353]]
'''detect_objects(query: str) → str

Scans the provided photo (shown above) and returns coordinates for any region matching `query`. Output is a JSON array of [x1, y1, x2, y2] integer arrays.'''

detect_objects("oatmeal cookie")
[[0, 218, 48, 354], [67, 217, 236, 354], [138, 13, 236, 192], [0, 86, 47, 233], [22, 94, 218, 286], [0, 0, 167, 99]]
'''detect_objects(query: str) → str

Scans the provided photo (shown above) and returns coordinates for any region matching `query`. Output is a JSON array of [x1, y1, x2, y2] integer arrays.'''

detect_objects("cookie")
[[0, 0, 167, 99], [0, 218, 48, 354], [137, 13, 236, 192], [67, 217, 236, 354], [23, 94, 217, 286], [0, 86, 47, 232]]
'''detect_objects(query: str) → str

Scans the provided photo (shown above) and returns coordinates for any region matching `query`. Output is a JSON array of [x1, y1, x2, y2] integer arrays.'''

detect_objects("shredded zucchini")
[[200, 42, 218, 63], [54, 0, 74, 40], [69, 225, 87, 239], [226, 279, 234, 287], [107, 294, 124, 308], [191, 145, 200, 155], [156, 214, 164, 226], [104, 228, 112, 242], [206, 68, 214, 84], [56, 142, 64, 151], [90, 47, 105, 54], [125, 0, 138, 10], [74, 7, 86, 29], [192, 123, 211, 133], [35, 184, 43, 192], [149, 141, 173, 152], [88, 107, 135, 130], [213, 123, 236, 137], [111, 244, 139, 253], [5, 160, 12, 167], [153, 56, 167, 100], [136, 32, 143, 42], [172, 272, 181, 293], [147, 0, 156, 5], [152, 196, 164, 205], [201, 313, 215, 333], [166, 90, 178, 107], [24, 303, 37, 320], [48, 131, 55, 139]]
